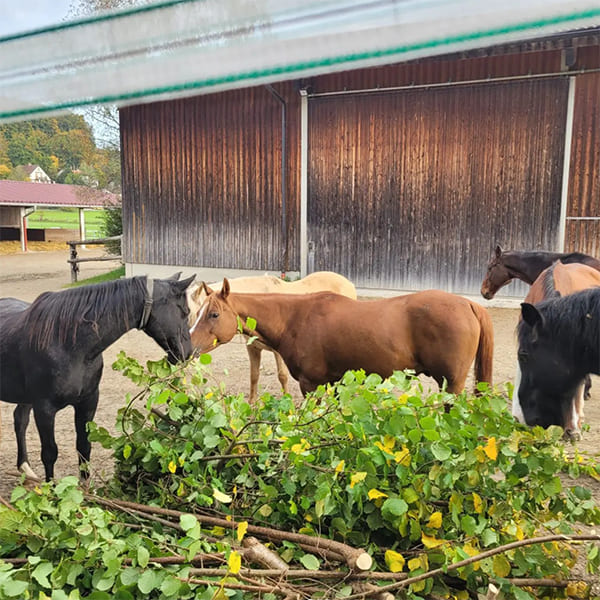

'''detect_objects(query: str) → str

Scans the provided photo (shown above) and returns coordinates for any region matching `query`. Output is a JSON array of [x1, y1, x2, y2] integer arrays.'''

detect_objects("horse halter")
[[138, 277, 154, 329]]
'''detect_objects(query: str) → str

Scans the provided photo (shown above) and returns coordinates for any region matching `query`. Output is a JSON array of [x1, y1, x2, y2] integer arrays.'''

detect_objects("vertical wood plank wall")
[[565, 71, 600, 257], [120, 35, 599, 294], [121, 84, 300, 272], [308, 79, 568, 294]]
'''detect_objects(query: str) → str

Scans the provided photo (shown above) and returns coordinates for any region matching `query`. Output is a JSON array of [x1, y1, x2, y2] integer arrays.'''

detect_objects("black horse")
[[0, 274, 195, 481], [517, 287, 600, 430]]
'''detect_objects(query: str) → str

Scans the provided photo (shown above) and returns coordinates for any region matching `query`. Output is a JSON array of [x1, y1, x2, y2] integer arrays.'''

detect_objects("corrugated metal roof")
[[0, 180, 117, 208]]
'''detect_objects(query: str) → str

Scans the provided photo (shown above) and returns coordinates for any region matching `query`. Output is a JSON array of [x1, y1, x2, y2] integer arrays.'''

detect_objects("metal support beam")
[[558, 76, 576, 251], [299, 88, 308, 277]]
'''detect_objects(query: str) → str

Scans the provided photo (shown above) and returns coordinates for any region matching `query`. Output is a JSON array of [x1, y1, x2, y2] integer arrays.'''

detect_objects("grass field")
[[27, 208, 107, 238]]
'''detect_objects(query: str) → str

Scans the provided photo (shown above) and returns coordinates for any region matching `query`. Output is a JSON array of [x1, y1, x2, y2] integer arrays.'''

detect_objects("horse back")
[[527, 261, 600, 303]]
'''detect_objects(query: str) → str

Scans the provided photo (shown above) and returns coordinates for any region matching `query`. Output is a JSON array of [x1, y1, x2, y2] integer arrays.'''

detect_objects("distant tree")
[[9, 165, 30, 181]]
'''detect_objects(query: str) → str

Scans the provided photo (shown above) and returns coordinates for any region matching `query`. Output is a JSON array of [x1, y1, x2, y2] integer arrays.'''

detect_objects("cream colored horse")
[[188, 272, 357, 401]]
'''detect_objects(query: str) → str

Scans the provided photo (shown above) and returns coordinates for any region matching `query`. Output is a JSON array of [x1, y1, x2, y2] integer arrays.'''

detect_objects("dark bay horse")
[[480, 245, 600, 299], [517, 288, 600, 436], [513, 262, 600, 438], [187, 272, 356, 401], [0, 274, 195, 481], [190, 279, 493, 395]]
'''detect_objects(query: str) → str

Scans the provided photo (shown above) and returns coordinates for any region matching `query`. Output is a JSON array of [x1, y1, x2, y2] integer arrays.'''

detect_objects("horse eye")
[[517, 350, 528, 364], [209, 312, 219, 319]]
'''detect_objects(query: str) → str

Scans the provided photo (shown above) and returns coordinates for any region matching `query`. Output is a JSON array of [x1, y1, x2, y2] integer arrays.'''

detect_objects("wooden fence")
[[67, 235, 122, 283]]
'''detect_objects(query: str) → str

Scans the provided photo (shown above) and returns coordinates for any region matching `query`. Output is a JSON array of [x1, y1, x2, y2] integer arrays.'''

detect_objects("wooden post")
[[69, 241, 79, 283]]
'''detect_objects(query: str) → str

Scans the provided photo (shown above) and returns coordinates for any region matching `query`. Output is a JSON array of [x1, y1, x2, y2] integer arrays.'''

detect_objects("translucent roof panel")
[[1, 0, 599, 122]]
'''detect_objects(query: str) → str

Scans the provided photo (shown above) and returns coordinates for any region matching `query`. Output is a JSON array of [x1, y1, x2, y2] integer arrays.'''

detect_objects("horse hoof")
[[19, 462, 41, 481]]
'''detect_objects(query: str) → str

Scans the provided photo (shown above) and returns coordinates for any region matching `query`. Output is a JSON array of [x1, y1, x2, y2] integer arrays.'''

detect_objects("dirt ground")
[[1, 245, 599, 505]]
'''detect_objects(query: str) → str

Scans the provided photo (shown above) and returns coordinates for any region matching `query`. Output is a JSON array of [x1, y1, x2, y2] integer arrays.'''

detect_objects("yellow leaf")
[[462, 543, 480, 570], [291, 438, 310, 454], [177, 482, 185, 497], [397, 393, 409, 404], [408, 554, 429, 572], [492, 554, 511, 578], [213, 488, 233, 503], [178, 456, 185, 466], [211, 526, 226, 536], [237, 521, 248, 542], [421, 533, 445, 548], [394, 446, 411, 466], [205, 391, 214, 399], [427, 511, 443, 528], [384, 550, 405, 573], [168, 461, 177, 473], [462, 542, 479, 557], [566, 581, 589, 598], [350, 472, 367, 488], [228, 550, 242, 574], [382, 434, 396, 451], [483, 437, 498, 460], [368, 488, 389, 500], [335, 460, 345, 473], [472, 492, 483, 514]]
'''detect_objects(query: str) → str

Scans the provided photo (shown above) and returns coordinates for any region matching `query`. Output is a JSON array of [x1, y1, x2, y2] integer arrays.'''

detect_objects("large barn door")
[[307, 79, 568, 295]]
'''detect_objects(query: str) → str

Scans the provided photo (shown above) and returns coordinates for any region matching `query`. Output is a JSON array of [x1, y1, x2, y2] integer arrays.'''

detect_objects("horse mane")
[[518, 287, 600, 362], [540, 261, 561, 299], [23, 277, 146, 350]]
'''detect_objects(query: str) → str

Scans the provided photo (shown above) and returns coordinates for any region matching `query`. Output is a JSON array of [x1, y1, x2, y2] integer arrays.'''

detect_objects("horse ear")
[[521, 303, 544, 329], [176, 275, 196, 291], [495, 245, 503, 257], [222, 278, 231, 298], [201, 281, 214, 296], [167, 272, 182, 281]]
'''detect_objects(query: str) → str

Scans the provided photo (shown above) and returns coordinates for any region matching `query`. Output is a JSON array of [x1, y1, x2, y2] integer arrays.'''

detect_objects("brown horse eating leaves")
[[187, 272, 357, 401], [190, 280, 493, 395]]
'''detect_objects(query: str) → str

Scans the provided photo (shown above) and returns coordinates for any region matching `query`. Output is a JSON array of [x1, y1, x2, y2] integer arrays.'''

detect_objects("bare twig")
[[87, 494, 372, 570], [343, 533, 600, 599], [0, 495, 15, 510]]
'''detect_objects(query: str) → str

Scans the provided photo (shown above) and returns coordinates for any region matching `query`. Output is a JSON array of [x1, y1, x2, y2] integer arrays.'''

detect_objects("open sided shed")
[[0, 180, 117, 251], [1, 0, 598, 298]]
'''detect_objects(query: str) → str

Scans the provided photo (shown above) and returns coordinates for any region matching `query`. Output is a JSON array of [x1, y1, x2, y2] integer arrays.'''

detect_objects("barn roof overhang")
[[0, 181, 118, 209], [0, 0, 599, 123]]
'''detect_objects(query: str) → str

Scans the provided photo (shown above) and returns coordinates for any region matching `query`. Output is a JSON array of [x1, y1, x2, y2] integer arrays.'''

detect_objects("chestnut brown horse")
[[512, 261, 600, 438], [188, 272, 357, 401], [480, 245, 600, 299], [190, 280, 493, 395]]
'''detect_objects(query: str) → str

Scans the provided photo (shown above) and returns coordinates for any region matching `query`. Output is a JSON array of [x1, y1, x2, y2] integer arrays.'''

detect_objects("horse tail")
[[469, 301, 494, 388]]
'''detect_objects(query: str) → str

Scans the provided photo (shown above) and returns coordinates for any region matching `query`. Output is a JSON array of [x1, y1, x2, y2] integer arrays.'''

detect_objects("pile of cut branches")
[[1, 354, 599, 599]]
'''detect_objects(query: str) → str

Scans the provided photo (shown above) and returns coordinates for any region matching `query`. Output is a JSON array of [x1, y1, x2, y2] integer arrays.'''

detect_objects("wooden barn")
[[1, 1, 598, 298], [120, 26, 599, 297]]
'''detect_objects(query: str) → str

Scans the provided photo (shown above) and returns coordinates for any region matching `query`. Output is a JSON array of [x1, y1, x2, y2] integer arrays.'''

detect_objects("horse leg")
[[511, 362, 526, 424], [13, 404, 39, 480], [32, 402, 58, 481], [583, 374, 592, 401], [74, 391, 100, 481], [273, 351, 289, 395], [562, 382, 585, 441], [246, 344, 262, 403]]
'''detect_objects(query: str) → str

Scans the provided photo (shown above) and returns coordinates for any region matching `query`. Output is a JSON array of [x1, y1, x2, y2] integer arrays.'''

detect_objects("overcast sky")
[[0, 0, 73, 37]]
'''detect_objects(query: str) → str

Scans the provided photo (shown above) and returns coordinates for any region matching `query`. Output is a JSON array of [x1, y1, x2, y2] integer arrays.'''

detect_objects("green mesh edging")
[[1, 8, 599, 121]]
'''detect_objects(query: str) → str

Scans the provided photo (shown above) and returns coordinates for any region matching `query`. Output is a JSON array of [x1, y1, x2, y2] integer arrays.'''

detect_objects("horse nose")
[[563, 428, 582, 442], [480, 287, 492, 300]]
